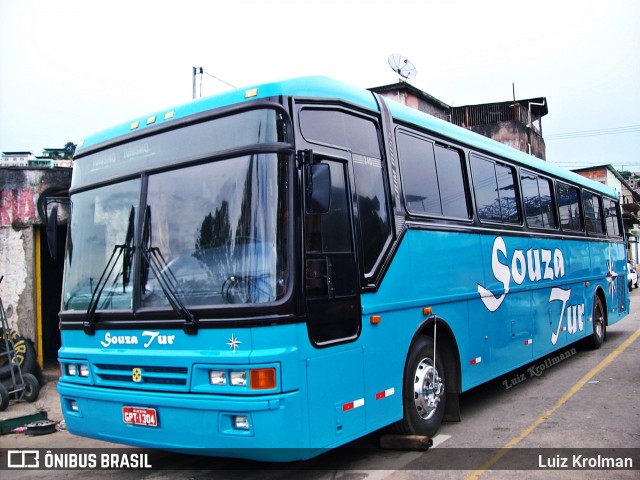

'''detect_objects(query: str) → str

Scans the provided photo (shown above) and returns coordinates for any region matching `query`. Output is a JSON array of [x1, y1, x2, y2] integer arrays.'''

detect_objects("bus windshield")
[[63, 179, 139, 311], [63, 111, 290, 314], [141, 154, 287, 307]]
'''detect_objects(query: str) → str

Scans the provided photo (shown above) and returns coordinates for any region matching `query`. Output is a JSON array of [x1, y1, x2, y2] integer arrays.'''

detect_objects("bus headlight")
[[196, 364, 279, 393], [61, 360, 91, 382], [230, 370, 247, 386], [209, 370, 227, 385]]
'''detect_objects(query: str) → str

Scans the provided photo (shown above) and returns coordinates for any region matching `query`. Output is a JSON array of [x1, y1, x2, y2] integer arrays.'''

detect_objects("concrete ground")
[[0, 366, 62, 424], [0, 367, 59, 432], [0, 366, 119, 449]]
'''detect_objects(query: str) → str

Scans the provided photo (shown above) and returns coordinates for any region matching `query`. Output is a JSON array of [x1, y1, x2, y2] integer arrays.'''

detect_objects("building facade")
[[0, 167, 71, 368], [1, 151, 33, 167], [369, 82, 548, 160], [573, 164, 640, 264]]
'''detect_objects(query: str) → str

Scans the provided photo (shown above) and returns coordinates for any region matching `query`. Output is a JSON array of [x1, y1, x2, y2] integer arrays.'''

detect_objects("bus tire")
[[391, 336, 446, 437], [586, 294, 606, 349], [0, 330, 37, 380]]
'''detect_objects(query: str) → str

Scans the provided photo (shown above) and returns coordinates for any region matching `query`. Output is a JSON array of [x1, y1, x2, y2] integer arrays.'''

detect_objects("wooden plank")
[[379, 434, 432, 451]]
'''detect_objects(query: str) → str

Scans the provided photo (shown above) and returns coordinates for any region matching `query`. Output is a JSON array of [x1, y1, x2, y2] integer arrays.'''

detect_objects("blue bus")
[[56, 76, 629, 461]]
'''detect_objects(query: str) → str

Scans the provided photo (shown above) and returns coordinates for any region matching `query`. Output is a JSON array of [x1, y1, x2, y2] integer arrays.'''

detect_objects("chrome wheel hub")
[[413, 357, 443, 420]]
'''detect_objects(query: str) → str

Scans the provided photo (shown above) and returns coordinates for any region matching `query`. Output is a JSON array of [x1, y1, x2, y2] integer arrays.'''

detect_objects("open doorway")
[[39, 223, 66, 367]]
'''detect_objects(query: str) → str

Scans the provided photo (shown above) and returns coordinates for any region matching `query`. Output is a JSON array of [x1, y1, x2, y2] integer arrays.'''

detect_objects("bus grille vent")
[[93, 364, 189, 391]]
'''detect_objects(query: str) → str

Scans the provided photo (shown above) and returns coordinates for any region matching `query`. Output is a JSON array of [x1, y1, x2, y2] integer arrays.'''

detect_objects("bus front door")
[[303, 156, 364, 445]]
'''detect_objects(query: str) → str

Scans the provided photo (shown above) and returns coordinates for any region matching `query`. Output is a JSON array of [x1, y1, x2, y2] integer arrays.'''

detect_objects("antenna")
[[388, 54, 417, 82]]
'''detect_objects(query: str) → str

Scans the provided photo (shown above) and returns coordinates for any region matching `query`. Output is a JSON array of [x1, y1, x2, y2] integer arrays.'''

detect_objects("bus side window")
[[435, 145, 470, 219], [521, 171, 557, 229], [583, 191, 605, 235], [397, 133, 439, 216], [299, 107, 392, 281], [470, 154, 520, 224], [352, 154, 392, 277], [604, 198, 622, 237], [556, 182, 583, 231], [396, 132, 469, 219]]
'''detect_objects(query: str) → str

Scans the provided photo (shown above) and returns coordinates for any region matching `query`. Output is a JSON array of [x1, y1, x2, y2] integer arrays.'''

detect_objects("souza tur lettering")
[[477, 236, 565, 312], [478, 236, 586, 345], [100, 331, 175, 348]]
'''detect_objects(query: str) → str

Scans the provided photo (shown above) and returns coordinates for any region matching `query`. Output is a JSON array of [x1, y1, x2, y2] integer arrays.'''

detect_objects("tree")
[[63, 142, 76, 159]]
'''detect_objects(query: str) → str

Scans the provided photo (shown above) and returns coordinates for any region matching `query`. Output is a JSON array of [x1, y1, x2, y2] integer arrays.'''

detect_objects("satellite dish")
[[388, 54, 417, 81]]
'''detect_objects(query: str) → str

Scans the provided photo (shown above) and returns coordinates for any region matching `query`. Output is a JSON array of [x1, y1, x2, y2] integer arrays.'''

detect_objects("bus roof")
[[77, 76, 617, 199]]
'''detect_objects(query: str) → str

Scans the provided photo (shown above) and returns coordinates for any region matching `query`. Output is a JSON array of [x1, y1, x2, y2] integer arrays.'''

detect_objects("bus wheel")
[[587, 295, 606, 349], [392, 336, 446, 437]]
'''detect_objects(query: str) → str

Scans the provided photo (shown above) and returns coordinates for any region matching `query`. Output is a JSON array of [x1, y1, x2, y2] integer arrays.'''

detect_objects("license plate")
[[122, 406, 158, 427]]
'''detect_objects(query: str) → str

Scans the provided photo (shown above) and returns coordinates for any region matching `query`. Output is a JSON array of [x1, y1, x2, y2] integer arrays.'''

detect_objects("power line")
[[551, 161, 640, 172], [202, 71, 236, 89], [192, 67, 236, 98], [546, 124, 640, 140]]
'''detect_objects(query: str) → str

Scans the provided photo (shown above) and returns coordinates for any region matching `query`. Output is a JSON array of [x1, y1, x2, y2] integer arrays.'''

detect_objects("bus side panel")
[[360, 313, 413, 431], [306, 347, 366, 446], [465, 298, 492, 389], [360, 234, 419, 432], [544, 238, 590, 351], [599, 240, 629, 326], [478, 234, 534, 379], [361, 229, 476, 415]]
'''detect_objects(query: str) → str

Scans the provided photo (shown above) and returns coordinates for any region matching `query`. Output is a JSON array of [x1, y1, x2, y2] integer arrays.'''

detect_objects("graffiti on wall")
[[0, 188, 36, 227]]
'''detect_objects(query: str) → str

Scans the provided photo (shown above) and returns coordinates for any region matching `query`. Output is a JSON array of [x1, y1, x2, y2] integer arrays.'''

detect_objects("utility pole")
[[192, 67, 203, 99]]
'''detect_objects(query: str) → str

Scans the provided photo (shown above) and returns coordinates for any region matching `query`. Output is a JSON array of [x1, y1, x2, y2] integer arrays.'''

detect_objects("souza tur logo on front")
[[100, 331, 176, 348]]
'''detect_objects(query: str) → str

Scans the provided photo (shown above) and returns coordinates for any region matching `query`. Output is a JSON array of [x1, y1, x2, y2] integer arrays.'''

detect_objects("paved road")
[[3, 291, 639, 479]]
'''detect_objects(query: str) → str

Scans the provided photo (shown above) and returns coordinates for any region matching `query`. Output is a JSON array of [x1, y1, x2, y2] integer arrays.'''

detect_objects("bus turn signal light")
[[250, 368, 276, 390]]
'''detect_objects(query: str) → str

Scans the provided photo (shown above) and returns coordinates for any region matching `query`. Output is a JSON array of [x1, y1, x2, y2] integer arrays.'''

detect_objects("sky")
[[1, 0, 639, 172]]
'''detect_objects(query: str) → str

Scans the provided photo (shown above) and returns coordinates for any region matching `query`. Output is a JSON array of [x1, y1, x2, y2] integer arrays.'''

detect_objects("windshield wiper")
[[84, 206, 135, 335], [142, 206, 199, 335]]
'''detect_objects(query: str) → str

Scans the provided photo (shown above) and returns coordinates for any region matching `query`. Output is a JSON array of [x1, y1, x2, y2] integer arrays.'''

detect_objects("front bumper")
[[57, 382, 310, 462]]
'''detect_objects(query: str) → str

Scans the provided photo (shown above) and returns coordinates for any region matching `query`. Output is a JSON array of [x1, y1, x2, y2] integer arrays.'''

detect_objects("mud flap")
[[444, 392, 461, 423]]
